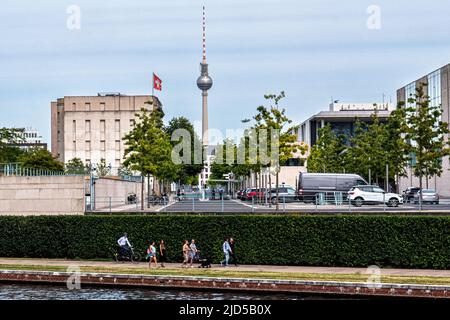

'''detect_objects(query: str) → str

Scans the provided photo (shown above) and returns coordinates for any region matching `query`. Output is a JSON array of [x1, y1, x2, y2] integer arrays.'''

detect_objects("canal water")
[[0, 283, 333, 300]]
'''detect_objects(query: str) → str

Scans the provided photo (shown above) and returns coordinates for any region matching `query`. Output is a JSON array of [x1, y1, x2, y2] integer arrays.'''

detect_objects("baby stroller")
[[196, 252, 212, 268]]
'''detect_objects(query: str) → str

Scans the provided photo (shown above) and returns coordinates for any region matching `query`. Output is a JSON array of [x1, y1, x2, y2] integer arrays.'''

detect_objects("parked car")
[[243, 188, 266, 201], [402, 187, 420, 203], [413, 189, 439, 204], [348, 185, 403, 207], [297, 173, 368, 203], [269, 187, 297, 204]]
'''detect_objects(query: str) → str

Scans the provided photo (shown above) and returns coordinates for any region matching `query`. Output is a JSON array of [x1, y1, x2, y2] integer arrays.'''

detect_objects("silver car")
[[414, 189, 439, 204]]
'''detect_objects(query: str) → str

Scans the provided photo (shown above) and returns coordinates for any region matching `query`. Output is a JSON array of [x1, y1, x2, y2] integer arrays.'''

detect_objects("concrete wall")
[[94, 177, 142, 209], [0, 176, 85, 215]]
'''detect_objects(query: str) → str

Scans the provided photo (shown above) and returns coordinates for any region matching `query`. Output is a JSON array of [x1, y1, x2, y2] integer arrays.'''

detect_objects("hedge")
[[0, 215, 449, 269]]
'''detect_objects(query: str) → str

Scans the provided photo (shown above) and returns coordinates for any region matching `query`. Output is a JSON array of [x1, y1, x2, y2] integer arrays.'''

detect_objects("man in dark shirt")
[[229, 238, 238, 266]]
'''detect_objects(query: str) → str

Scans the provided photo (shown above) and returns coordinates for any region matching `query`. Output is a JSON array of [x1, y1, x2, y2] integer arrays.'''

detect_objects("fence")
[[0, 163, 66, 176]]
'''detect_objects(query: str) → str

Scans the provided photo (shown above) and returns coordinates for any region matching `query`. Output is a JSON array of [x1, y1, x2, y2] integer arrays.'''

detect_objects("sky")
[[1, 0, 450, 147]]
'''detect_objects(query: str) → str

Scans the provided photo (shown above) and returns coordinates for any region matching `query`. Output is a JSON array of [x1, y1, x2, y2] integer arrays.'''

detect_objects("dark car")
[[402, 187, 420, 203], [269, 187, 297, 204], [237, 189, 245, 200], [297, 173, 368, 203]]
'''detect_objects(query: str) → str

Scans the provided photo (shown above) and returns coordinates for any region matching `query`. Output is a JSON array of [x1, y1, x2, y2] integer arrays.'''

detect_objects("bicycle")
[[114, 246, 142, 263]]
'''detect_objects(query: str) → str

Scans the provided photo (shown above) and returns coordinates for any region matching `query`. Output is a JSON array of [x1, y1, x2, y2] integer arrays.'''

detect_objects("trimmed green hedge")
[[0, 215, 449, 269]]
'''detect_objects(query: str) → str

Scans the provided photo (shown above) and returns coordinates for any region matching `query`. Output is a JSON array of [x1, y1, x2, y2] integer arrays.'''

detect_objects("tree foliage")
[[404, 85, 450, 189], [65, 157, 86, 175], [18, 148, 64, 171], [307, 124, 346, 173], [0, 128, 26, 163], [165, 116, 203, 185]]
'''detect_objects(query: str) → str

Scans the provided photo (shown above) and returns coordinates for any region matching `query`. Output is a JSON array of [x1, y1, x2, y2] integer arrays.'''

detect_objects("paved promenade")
[[0, 258, 449, 277]]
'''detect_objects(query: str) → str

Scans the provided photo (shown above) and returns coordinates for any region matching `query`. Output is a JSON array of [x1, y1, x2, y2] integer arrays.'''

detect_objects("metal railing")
[[0, 163, 66, 176]]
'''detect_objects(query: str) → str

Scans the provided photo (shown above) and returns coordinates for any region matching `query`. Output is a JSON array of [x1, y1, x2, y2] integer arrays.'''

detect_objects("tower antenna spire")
[[202, 5, 206, 63], [197, 5, 213, 146]]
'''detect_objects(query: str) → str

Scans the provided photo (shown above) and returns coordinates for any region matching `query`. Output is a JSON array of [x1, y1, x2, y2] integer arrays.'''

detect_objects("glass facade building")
[[396, 63, 450, 196]]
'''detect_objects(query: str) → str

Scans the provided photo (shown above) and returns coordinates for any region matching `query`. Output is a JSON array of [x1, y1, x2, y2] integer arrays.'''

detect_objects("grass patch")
[[1, 264, 450, 286]]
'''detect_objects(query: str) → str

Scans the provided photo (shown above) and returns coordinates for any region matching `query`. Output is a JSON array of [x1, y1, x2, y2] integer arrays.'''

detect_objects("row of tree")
[[208, 92, 306, 209], [307, 85, 450, 192]]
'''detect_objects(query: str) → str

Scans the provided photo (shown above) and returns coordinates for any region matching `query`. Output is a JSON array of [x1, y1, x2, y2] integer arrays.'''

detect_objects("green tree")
[[18, 148, 64, 171], [404, 85, 450, 196], [252, 92, 307, 209], [165, 116, 203, 186], [118, 163, 133, 177], [95, 158, 111, 177], [0, 128, 25, 163], [123, 106, 174, 209], [65, 157, 86, 174], [307, 124, 347, 173], [384, 106, 410, 191], [348, 115, 388, 186]]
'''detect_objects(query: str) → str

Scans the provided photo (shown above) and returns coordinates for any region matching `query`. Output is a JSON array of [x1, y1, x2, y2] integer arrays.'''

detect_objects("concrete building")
[[296, 102, 394, 157], [7, 127, 47, 150], [51, 93, 161, 171], [397, 64, 450, 196]]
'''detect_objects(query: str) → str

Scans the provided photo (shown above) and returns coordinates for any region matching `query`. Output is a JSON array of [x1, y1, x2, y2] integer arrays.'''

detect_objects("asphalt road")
[[158, 198, 450, 214]]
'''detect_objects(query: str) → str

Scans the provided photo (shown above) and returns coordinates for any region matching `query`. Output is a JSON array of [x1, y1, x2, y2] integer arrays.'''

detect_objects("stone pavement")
[[0, 258, 449, 277]]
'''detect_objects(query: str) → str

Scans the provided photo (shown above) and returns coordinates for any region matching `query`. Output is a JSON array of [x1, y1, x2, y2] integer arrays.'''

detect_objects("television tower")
[[197, 6, 213, 146]]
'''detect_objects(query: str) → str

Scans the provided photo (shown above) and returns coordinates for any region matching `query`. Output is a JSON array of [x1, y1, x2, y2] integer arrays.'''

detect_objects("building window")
[[130, 119, 135, 127], [85, 103, 91, 111], [101, 140, 106, 151], [428, 69, 442, 109], [115, 140, 121, 152], [100, 102, 106, 111], [85, 120, 91, 133], [72, 102, 76, 110], [85, 141, 91, 152], [100, 120, 106, 133]]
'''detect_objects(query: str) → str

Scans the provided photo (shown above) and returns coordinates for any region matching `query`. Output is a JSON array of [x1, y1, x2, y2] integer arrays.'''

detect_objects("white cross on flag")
[[153, 73, 162, 91]]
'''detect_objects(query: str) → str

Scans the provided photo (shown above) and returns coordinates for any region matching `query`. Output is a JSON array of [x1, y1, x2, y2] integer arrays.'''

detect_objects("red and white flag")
[[153, 73, 162, 91]]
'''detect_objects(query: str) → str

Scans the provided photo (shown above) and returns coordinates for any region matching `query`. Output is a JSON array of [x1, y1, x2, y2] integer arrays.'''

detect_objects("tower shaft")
[[202, 91, 209, 146]]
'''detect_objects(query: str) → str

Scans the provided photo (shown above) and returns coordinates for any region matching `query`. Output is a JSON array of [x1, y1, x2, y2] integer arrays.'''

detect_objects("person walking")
[[182, 240, 190, 268], [147, 241, 158, 268], [229, 237, 238, 266], [159, 240, 167, 268], [220, 238, 232, 267], [189, 239, 198, 268]]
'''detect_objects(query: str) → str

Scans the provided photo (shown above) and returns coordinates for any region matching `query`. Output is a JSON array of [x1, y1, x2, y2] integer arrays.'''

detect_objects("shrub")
[[0, 215, 449, 269]]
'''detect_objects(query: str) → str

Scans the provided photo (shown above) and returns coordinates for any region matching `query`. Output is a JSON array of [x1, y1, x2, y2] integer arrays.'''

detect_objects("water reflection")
[[0, 283, 319, 300]]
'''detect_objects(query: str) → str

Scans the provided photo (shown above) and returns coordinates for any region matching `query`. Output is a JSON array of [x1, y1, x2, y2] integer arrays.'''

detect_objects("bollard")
[[109, 197, 112, 214], [251, 197, 254, 213], [383, 193, 386, 212], [192, 197, 195, 211], [283, 196, 285, 213], [221, 197, 224, 212]]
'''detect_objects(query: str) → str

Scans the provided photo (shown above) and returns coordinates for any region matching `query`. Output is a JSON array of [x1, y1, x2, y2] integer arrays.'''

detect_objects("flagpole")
[[152, 73, 155, 97]]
